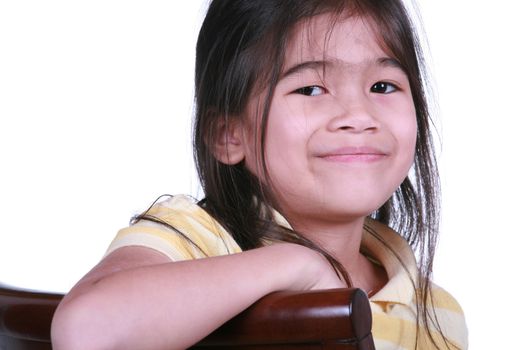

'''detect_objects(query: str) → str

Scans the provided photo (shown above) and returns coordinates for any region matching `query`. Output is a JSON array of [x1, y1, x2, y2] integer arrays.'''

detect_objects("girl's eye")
[[371, 82, 398, 94], [294, 85, 325, 96]]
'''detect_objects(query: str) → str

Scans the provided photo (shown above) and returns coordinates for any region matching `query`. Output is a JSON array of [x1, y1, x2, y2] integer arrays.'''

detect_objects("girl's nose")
[[326, 100, 379, 133]]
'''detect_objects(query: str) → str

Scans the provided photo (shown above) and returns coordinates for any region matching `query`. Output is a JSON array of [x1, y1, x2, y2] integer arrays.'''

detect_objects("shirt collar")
[[362, 218, 417, 306]]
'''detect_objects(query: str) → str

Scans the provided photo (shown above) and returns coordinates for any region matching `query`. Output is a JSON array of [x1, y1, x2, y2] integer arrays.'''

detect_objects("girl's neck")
[[291, 216, 366, 261]]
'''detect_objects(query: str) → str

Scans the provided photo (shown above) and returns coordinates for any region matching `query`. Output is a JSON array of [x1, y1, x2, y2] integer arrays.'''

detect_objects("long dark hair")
[[191, 0, 446, 348]]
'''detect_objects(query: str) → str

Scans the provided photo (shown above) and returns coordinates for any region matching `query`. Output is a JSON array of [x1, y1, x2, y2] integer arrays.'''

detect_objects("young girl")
[[51, 0, 468, 349]]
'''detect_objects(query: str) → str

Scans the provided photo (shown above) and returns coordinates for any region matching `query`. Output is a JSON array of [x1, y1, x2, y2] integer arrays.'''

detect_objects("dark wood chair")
[[0, 283, 375, 349]]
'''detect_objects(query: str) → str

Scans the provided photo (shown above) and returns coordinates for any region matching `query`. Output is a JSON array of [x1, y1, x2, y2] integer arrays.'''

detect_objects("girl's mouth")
[[317, 146, 388, 162]]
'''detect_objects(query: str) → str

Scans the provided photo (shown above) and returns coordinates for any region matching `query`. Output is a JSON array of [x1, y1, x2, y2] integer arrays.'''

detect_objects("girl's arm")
[[51, 244, 345, 350]]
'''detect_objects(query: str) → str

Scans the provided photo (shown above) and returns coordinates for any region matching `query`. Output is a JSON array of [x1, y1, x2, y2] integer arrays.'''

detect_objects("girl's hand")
[[273, 243, 347, 291]]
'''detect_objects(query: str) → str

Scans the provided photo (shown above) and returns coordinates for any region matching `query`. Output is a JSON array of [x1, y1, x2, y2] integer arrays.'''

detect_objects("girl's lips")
[[316, 146, 388, 162]]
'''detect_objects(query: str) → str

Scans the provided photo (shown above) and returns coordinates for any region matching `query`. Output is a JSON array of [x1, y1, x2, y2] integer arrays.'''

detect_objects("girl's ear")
[[213, 117, 246, 165]]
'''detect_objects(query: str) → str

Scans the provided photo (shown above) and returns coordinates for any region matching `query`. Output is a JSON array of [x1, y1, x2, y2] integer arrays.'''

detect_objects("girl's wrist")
[[262, 243, 332, 292]]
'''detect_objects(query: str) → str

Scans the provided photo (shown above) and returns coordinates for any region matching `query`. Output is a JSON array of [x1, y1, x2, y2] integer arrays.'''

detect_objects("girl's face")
[[238, 15, 417, 231]]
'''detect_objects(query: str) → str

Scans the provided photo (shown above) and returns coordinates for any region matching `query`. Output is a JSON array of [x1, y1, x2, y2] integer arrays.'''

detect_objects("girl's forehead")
[[283, 14, 386, 68]]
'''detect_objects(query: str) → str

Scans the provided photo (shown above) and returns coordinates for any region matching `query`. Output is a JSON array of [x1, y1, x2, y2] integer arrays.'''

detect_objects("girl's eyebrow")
[[281, 60, 327, 79], [377, 57, 403, 70], [280, 57, 404, 79]]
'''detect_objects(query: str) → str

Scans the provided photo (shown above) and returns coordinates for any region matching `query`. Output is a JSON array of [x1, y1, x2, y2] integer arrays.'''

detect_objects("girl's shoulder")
[[145, 194, 205, 219], [429, 282, 465, 316], [105, 194, 242, 261], [426, 282, 469, 349]]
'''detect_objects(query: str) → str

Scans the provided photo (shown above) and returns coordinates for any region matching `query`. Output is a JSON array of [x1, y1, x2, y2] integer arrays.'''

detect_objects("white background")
[[1, 1, 523, 348]]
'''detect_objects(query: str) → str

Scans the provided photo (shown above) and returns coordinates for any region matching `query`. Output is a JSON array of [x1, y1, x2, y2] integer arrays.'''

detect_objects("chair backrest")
[[0, 283, 375, 350]]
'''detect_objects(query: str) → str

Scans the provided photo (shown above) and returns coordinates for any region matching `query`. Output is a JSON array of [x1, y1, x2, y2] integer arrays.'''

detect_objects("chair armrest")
[[192, 288, 374, 349]]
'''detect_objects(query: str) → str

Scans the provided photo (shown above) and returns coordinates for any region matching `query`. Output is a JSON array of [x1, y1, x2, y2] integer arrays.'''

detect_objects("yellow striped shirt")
[[107, 194, 468, 349]]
